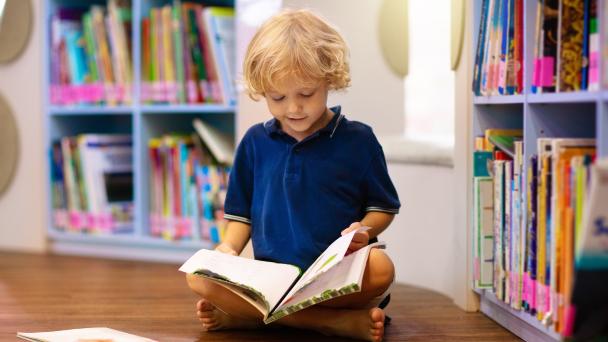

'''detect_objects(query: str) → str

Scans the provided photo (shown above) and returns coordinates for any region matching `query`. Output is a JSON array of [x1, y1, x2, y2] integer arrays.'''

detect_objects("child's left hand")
[[341, 222, 370, 254]]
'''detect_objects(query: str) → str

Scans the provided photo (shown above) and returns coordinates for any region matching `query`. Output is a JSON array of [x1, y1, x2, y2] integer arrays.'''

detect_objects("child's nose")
[[287, 100, 302, 114]]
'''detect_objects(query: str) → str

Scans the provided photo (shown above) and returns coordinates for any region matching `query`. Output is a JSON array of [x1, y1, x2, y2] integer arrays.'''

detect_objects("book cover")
[[557, 0, 585, 92], [540, 0, 559, 93], [192, 118, 235, 165]]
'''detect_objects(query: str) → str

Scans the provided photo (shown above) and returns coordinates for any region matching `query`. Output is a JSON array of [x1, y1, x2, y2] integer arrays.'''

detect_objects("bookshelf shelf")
[[140, 104, 236, 114], [48, 229, 213, 249], [473, 95, 525, 104], [527, 91, 599, 104], [470, 0, 607, 340], [478, 289, 562, 342], [49, 106, 135, 115], [44, 0, 238, 261]]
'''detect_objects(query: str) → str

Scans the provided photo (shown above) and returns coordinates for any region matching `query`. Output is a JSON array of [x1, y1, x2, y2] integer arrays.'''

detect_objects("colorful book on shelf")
[[474, 176, 495, 289], [480, 0, 497, 95], [539, 0, 559, 93], [497, 0, 510, 95], [52, 134, 133, 233], [192, 118, 235, 165], [472, 0, 489, 95], [493, 159, 506, 301], [180, 227, 382, 324], [531, 0, 543, 93], [488, 134, 521, 158], [580, 0, 591, 91], [588, 0, 599, 91], [203, 7, 236, 105], [568, 160, 608, 340], [513, 0, 523, 94], [484, 128, 522, 153], [548, 139, 596, 328], [148, 134, 229, 242], [535, 138, 552, 322], [524, 154, 538, 314], [77, 134, 134, 233], [557, 0, 585, 92]]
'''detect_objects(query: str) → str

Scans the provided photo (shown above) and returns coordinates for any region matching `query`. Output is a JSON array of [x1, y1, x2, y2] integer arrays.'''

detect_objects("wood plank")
[[0, 252, 520, 341]]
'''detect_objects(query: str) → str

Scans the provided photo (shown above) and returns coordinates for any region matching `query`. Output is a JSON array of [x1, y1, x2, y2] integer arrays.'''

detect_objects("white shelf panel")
[[49, 106, 134, 115], [477, 289, 561, 342], [48, 229, 213, 250], [140, 104, 236, 114], [527, 91, 599, 104], [473, 95, 525, 104]]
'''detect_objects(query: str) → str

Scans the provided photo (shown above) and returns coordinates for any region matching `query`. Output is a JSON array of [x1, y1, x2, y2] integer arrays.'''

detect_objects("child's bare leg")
[[186, 274, 263, 331], [276, 248, 394, 342]]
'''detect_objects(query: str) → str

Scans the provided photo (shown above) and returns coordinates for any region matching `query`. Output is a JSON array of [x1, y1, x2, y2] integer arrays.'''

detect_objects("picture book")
[[17, 327, 157, 342], [179, 227, 383, 324]]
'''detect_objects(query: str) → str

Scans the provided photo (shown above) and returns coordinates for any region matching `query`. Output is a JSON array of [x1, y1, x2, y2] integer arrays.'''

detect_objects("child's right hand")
[[214, 243, 238, 256]]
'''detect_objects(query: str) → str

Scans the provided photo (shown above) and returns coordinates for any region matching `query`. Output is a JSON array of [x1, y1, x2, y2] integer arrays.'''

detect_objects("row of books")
[[50, 0, 133, 106], [50, 134, 134, 234], [531, 0, 601, 93], [148, 132, 230, 244], [472, 0, 524, 96], [473, 0, 608, 96], [141, 2, 236, 105], [472, 129, 608, 337]]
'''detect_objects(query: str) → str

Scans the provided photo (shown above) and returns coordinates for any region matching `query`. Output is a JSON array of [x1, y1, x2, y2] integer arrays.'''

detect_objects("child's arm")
[[215, 220, 251, 255], [341, 212, 395, 253]]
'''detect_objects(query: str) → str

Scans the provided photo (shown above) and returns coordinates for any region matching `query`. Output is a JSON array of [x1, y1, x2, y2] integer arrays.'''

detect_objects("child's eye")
[[300, 92, 314, 97], [271, 96, 285, 101]]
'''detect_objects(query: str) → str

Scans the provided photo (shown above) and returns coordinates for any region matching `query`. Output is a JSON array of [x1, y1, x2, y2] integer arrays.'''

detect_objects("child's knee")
[[368, 249, 395, 291]]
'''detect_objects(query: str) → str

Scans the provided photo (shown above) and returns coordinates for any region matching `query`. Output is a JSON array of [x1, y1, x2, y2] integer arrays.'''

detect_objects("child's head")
[[243, 9, 351, 100]]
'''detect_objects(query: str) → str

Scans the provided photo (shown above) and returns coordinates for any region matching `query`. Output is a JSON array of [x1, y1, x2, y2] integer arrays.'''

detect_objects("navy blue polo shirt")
[[224, 106, 400, 271]]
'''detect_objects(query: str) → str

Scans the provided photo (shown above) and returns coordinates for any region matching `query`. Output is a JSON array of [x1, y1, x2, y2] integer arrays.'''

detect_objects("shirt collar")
[[264, 105, 343, 138]]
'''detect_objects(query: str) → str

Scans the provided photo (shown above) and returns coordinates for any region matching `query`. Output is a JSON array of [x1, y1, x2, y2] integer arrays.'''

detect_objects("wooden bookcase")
[[43, 0, 236, 263], [471, 0, 607, 341]]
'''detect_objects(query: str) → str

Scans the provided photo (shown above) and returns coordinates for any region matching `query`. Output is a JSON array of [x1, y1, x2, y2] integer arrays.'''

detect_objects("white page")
[[17, 327, 157, 342], [274, 242, 377, 313], [283, 227, 366, 300], [179, 249, 300, 311]]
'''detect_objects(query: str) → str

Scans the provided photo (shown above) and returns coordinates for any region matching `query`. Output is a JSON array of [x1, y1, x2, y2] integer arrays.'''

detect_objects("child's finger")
[[341, 222, 363, 235], [352, 232, 369, 243]]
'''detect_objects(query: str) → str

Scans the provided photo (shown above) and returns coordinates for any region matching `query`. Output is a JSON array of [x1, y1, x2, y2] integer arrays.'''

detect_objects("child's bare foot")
[[312, 307, 385, 342], [196, 299, 262, 331]]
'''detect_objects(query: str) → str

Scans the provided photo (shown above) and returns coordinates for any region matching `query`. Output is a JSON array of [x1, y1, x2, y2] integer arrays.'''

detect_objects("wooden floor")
[[0, 252, 520, 341]]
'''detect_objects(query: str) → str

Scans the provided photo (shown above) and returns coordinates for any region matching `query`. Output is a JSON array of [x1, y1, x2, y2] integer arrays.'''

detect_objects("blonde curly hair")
[[242, 9, 351, 100]]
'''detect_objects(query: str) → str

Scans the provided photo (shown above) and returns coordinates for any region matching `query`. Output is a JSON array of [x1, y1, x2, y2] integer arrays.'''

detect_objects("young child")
[[186, 9, 400, 342]]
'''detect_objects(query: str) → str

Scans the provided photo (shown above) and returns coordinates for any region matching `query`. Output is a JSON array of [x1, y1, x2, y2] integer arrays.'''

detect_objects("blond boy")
[[186, 9, 400, 342]]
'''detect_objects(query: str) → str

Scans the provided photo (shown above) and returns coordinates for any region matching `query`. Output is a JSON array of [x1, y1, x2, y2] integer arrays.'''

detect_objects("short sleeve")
[[361, 149, 401, 214], [223, 136, 253, 224]]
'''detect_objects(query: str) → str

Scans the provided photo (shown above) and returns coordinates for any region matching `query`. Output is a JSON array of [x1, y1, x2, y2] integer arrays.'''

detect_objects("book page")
[[284, 227, 366, 298], [17, 327, 157, 342], [179, 249, 300, 313], [268, 243, 381, 323]]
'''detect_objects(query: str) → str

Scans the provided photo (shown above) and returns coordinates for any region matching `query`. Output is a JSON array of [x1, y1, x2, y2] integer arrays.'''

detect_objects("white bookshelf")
[[470, 0, 607, 340]]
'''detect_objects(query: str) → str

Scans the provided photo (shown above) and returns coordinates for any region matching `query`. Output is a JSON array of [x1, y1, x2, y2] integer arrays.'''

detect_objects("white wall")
[[383, 163, 455, 298], [0, 0, 46, 252], [237, 0, 404, 138]]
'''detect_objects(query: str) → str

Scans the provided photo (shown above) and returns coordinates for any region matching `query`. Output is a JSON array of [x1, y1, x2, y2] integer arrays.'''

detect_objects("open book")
[[179, 228, 383, 324], [17, 327, 157, 342]]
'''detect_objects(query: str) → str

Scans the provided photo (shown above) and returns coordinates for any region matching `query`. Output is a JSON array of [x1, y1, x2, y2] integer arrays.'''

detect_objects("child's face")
[[265, 78, 331, 141]]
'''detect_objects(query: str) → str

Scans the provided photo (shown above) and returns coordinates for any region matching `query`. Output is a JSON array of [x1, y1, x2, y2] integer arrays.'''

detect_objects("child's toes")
[[197, 299, 215, 311], [198, 309, 216, 319]]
